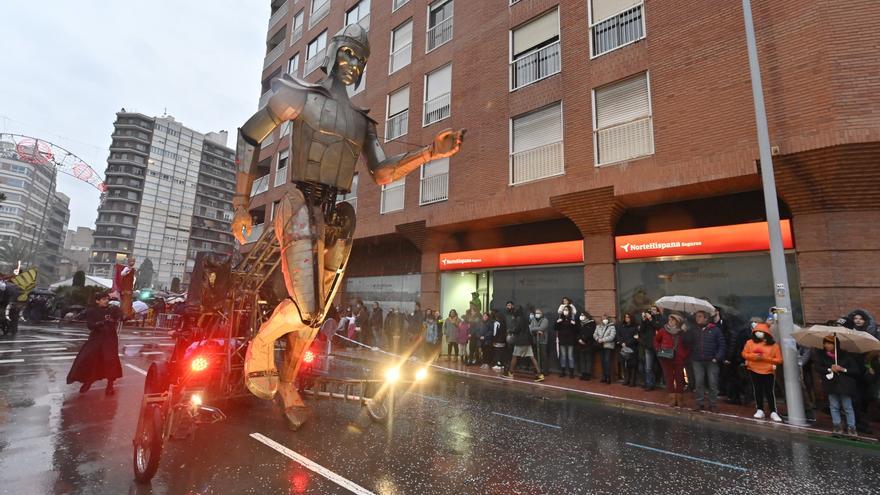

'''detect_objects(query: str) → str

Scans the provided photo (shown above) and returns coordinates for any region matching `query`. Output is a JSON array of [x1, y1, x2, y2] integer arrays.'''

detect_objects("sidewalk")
[[333, 346, 880, 445]]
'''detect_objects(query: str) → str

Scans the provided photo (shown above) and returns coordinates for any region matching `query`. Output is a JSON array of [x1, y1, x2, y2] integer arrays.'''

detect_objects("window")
[[593, 73, 653, 165], [380, 178, 405, 214], [510, 9, 560, 90], [287, 53, 300, 76], [336, 173, 358, 211], [271, 200, 281, 220], [347, 69, 366, 97], [346, 0, 371, 30], [280, 120, 292, 137], [510, 102, 564, 185], [275, 150, 289, 186], [392, 0, 409, 11], [305, 30, 328, 75], [390, 20, 413, 74], [420, 158, 448, 205], [589, 0, 645, 57], [426, 0, 453, 52], [423, 65, 451, 126], [385, 86, 410, 141], [291, 10, 304, 44], [310, 0, 331, 28]]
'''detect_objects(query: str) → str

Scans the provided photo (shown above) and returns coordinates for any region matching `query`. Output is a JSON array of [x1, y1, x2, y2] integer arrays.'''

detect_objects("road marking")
[[491, 412, 561, 430], [0, 359, 25, 364], [410, 392, 450, 403], [35, 347, 68, 351], [141, 351, 165, 355], [250, 433, 376, 495], [0, 338, 86, 344], [0, 349, 22, 353], [625, 442, 748, 472], [45, 355, 77, 360], [125, 363, 148, 376]]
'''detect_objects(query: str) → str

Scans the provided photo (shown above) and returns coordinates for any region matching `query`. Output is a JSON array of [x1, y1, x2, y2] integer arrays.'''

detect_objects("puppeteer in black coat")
[[66, 292, 123, 395]]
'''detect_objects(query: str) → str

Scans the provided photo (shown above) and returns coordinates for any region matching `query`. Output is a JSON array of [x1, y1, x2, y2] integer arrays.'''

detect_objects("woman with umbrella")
[[815, 336, 861, 436], [66, 291, 123, 395], [653, 313, 690, 407]]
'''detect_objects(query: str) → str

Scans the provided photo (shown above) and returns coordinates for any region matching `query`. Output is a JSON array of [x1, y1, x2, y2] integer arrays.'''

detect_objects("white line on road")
[[35, 347, 69, 351], [0, 338, 87, 344], [0, 359, 25, 364], [250, 433, 376, 495], [141, 351, 165, 355], [625, 442, 748, 472], [44, 355, 77, 360], [491, 412, 561, 429], [0, 349, 22, 353], [125, 363, 147, 376]]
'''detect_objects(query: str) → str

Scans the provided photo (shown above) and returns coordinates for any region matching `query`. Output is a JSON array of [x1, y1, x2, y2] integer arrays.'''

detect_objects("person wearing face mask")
[[530, 308, 550, 373], [557, 297, 578, 322], [654, 314, 689, 407], [576, 312, 597, 380], [555, 307, 577, 378], [593, 315, 617, 384], [479, 312, 494, 369], [741, 323, 783, 422]]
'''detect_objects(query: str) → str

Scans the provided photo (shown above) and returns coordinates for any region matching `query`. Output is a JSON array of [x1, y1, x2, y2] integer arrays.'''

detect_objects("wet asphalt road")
[[1, 325, 879, 495]]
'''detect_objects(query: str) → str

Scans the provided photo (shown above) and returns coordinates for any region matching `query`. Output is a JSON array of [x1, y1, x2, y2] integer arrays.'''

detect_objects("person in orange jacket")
[[741, 322, 783, 422]]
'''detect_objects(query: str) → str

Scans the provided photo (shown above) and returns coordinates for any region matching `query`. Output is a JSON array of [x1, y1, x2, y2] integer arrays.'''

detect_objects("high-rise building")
[[249, 0, 879, 325], [0, 137, 70, 284], [89, 111, 236, 290]]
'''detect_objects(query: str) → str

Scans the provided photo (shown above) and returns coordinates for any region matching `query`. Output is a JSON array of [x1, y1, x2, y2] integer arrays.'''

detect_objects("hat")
[[752, 322, 771, 335], [667, 314, 685, 325]]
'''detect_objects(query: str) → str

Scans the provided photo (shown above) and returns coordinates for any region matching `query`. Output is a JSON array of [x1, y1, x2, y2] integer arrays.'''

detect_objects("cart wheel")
[[366, 389, 391, 423], [133, 404, 164, 483], [144, 361, 170, 394]]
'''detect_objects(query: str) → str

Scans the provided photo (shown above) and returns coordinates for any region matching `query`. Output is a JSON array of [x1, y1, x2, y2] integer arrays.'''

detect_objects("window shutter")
[[423, 157, 449, 178], [513, 103, 562, 153], [512, 9, 559, 56], [392, 21, 413, 52], [388, 86, 410, 116], [591, 0, 641, 23], [425, 65, 452, 101], [595, 74, 649, 129]]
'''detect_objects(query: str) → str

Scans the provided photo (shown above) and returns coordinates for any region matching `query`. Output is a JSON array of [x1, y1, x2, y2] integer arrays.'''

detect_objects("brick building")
[[248, 0, 879, 327]]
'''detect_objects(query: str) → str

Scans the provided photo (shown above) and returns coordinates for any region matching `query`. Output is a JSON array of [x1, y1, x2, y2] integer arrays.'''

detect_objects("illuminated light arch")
[[0, 133, 106, 191]]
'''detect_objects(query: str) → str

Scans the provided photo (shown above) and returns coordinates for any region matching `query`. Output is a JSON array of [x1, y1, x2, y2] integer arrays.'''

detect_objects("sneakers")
[[491, 365, 502, 371], [846, 426, 858, 437], [480, 364, 489, 369], [535, 374, 545, 382], [769, 412, 782, 423], [753, 409, 765, 419], [832, 424, 844, 436], [502, 372, 514, 379]]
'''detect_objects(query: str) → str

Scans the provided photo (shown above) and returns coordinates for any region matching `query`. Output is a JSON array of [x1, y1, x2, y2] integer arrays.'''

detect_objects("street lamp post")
[[741, 0, 806, 426]]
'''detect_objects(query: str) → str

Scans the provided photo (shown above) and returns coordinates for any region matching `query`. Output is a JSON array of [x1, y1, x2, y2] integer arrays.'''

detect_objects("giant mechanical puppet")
[[231, 24, 464, 430]]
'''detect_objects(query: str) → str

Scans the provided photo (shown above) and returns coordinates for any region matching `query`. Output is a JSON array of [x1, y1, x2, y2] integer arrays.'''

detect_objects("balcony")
[[251, 174, 270, 196], [243, 223, 265, 244], [290, 22, 303, 46], [304, 49, 324, 76], [510, 140, 564, 185], [275, 166, 288, 187], [356, 14, 370, 31], [380, 182, 405, 214], [263, 42, 285, 70], [389, 43, 412, 74], [268, 0, 289, 30], [423, 92, 450, 126], [419, 173, 448, 205], [595, 116, 653, 166], [309, 1, 330, 29], [591, 3, 644, 57], [385, 111, 409, 141], [426, 16, 453, 52], [511, 41, 560, 91]]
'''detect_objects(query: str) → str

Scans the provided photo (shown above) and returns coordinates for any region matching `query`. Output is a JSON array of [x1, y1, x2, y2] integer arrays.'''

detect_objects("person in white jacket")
[[593, 315, 616, 384], [557, 297, 578, 322]]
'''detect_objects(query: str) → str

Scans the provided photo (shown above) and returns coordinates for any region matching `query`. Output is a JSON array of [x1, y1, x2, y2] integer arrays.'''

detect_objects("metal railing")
[[393, 0, 409, 10], [510, 140, 564, 185], [262, 132, 275, 147], [385, 111, 409, 141], [263, 42, 284, 70], [419, 172, 448, 205], [309, 0, 330, 29], [268, 1, 289, 30], [244, 223, 265, 244], [251, 174, 270, 196], [511, 41, 560, 90], [275, 166, 288, 187], [591, 3, 644, 57], [155, 313, 180, 330], [595, 116, 653, 165], [290, 23, 303, 46], [380, 183, 405, 213], [304, 49, 324, 75], [356, 14, 370, 31], [423, 92, 451, 126], [426, 16, 453, 52], [389, 43, 412, 73]]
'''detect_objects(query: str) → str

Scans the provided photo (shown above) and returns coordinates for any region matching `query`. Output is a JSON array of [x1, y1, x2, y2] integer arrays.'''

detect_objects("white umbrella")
[[132, 300, 149, 315], [655, 295, 715, 315], [791, 325, 880, 356]]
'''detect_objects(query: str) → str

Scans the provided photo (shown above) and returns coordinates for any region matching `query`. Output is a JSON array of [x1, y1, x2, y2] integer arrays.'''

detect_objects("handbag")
[[657, 335, 679, 360]]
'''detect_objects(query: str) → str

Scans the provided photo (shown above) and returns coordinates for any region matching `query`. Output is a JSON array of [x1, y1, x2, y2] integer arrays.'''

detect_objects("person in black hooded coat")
[[66, 291, 123, 395]]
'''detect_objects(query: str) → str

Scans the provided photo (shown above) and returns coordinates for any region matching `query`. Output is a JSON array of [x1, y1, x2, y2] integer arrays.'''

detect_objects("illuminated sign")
[[439, 241, 583, 271], [615, 220, 794, 260]]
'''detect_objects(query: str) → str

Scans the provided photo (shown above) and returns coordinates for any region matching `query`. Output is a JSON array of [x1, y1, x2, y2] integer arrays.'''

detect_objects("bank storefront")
[[438, 241, 585, 317], [615, 221, 803, 330]]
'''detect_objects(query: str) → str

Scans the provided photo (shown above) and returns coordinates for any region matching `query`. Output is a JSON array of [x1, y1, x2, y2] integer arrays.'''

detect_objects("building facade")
[[59, 226, 94, 281], [249, 0, 880, 326], [0, 138, 71, 284], [89, 112, 236, 290]]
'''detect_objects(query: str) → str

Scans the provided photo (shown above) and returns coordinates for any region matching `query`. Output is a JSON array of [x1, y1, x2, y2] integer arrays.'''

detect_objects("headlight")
[[415, 368, 428, 381], [384, 367, 401, 383]]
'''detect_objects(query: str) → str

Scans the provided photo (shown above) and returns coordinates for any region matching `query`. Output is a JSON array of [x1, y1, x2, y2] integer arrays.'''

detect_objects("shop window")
[[593, 72, 653, 166]]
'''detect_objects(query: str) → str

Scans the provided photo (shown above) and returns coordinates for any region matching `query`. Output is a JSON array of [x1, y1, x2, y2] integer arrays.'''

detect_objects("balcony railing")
[[263, 42, 285, 70], [262, 132, 275, 148], [385, 111, 409, 141], [423, 92, 451, 126], [389, 43, 412, 74], [595, 116, 653, 165], [304, 49, 324, 75], [426, 16, 453, 52], [290, 23, 303, 46], [511, 41, 560, 90], [268, 1, 289, 30], [243, 223, 265, 244], [393, 0, 409, 11], [251, 174, 270, 196], [419, 173, 448, 205], [309, 1, 330, 29], [591, 3, 644, 57], [510, 140, 564, 185], [380, 183, 405, 214], [275, 166, 288, 187], [356, 14, 370, 31]]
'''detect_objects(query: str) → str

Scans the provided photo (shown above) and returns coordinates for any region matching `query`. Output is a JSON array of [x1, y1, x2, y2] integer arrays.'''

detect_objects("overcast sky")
[[0, 1, 267, 230]]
